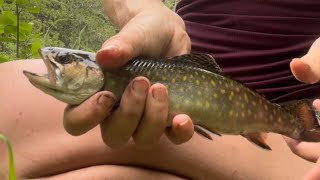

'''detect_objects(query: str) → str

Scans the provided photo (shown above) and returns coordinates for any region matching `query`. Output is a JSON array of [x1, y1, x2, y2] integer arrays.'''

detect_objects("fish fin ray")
[[194, 125, 221, 140], [170, 54, 222, 73], [281, 99, 320, 142], [242, 132, 271, 150]]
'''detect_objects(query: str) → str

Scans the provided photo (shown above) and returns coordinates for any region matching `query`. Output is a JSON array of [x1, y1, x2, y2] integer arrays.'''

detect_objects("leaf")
[[0, 25, 4, 34], [0, 55, 8, 63], [18, 32, 27, 41], [16, 0, 28, 5], [4, 25, 17, 35], [0, 37, 16, 42], [0, 0, 3, 7], [31, 41, 42, 56], [26, 6, 41, 14], [19, 22, 33, 35], [0, 11, 17, 26], [0, 134, 16, 180]]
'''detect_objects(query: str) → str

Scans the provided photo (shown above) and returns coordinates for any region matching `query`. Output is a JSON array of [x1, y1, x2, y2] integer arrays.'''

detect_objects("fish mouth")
[[23, 48, 65, 93]]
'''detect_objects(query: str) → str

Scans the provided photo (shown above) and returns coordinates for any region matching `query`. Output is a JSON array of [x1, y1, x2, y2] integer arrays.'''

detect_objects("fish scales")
[[105, 57, 302, 135], [23, 47, 320, 149]]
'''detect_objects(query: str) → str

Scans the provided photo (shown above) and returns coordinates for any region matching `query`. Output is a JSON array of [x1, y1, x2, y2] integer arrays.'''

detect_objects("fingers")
[[63, 91, 116, 136], [290, 58, 319, 84], [100, 77, 150, 148], [283, 136, 320, 162], [133, 83, 169, 147], [96, 18, 167, 69], [283, 99, 320, 162], [96, 11, 191, 69], [100, 79, 195, 148], [166, 114, 194, 144], [313, 99, 320, 110], [290, 37, 320, 84], [96, 30, 142, 69]]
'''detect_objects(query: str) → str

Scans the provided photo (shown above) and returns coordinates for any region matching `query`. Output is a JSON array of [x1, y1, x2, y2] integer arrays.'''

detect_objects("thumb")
[[96, 26, 144, 69], [290, 58, 319, 84], [96, 14, 171, 69], [290, 38, 320, 84]]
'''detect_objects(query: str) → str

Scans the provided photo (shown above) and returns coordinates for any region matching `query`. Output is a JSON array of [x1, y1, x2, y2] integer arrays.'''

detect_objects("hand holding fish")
[[63, 0, 194, 148], [23, 0, 320, 155], [285, 37, 320, 179]]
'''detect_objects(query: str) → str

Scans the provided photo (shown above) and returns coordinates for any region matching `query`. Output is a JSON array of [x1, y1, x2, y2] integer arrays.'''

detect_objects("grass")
[[0, 134, 16, 180]]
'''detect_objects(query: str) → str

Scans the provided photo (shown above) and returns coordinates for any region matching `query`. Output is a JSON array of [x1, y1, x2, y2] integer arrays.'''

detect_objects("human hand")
[[286, 37, 320, 179], [283, 100, 320, 179], [63, 0, 194, 148]]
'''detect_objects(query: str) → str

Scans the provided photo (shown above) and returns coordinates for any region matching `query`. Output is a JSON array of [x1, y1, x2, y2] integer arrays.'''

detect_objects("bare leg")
[[0, 60, 314, 179]]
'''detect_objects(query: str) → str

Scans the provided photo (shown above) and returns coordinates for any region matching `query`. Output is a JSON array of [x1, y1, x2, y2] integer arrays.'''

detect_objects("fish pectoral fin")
[[194, 125, 221, 140], [242, 132, 271, 150]]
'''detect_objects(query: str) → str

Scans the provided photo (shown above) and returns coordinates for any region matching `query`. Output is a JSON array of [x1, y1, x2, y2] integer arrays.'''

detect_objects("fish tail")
[[283, 99, 320, 142]]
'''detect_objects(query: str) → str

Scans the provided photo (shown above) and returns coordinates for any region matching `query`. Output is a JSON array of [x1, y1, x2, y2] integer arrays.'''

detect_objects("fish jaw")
[[23, 70, 90, 104]]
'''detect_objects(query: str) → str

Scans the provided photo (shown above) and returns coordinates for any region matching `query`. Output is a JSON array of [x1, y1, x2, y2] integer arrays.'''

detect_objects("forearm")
[[103, 0, 168, 29]]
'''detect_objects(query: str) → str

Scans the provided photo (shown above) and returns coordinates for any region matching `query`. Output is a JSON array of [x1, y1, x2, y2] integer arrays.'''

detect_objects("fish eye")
[[56, 54, 73, 64]]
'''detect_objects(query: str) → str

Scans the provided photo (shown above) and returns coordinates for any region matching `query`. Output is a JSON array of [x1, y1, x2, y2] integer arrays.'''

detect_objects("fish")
[[23, 47, 320, 150]]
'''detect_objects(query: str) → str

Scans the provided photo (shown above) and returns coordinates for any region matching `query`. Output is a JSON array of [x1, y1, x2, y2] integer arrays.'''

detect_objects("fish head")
[[23, 47, 104, 105]]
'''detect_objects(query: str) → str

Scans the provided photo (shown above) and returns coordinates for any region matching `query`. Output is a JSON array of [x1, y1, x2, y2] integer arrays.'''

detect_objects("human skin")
[[63, 0, 194, 149], [61, 0, 320, 178], [0, 40, 319, 179], [1, 0, 320, 179], [0, 60, 315, 179], [285, 38, 320, 179]]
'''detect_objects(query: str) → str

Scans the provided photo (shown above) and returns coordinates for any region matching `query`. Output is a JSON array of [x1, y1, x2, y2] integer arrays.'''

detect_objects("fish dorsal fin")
[[170, 54, 221, 73], [242, 132, 271, 150]]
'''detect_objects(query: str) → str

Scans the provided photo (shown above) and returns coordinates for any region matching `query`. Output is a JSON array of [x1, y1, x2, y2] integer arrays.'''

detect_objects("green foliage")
[[0, 0, 41, 60], [164, 0, 176, 10], [0, 134, 16, 180], [0, 1, 174, 62]]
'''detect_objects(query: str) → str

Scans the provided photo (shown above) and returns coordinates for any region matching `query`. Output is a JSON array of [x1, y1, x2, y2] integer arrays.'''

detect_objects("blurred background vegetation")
[[0, 0, 175, 63]]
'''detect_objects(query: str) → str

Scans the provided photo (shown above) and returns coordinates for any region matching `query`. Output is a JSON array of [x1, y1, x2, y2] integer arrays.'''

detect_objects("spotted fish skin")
[[23, 47, 320, 149], [105, 55, 305, 138]]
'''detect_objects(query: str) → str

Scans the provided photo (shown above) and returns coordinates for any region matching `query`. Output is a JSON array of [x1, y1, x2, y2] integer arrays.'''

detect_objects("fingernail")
[[100, 44, 119, 51], [178, 119, 189, 127], [152, 86, 167, 102], [174, 115, 190, 128], [98, 94, 115, 109], [132, 79, 149, 96]]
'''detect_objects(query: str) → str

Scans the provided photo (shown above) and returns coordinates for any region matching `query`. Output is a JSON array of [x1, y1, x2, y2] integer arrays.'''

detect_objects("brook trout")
[[23, 47, 320, 150]]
